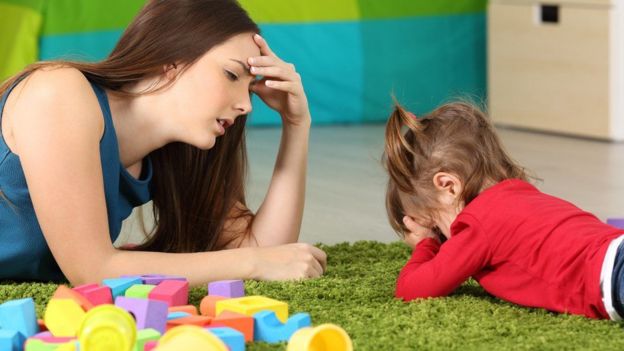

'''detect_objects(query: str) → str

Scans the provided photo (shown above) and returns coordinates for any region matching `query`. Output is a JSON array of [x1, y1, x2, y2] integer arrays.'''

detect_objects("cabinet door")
[[488, 1, 612, 139]]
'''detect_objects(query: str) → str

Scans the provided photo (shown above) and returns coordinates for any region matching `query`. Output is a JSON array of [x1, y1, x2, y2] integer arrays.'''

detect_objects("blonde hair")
[[383, 101, 530, 237]]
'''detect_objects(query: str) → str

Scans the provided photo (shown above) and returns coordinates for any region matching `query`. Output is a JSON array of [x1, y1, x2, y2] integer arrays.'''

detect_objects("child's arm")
[[396, 217, 491, 301]]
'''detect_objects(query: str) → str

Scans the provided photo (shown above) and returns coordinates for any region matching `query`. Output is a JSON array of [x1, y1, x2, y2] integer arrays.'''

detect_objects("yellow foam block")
[[156, 325, 228, 351], [216, 295, 288, 323], [287, 324, 353, 351], [44, 299, 86, 337]]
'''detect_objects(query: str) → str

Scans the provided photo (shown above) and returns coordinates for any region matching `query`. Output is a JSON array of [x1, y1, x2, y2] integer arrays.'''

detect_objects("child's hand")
[[248, 34, 310, 127], [402, 216, 439, 249]]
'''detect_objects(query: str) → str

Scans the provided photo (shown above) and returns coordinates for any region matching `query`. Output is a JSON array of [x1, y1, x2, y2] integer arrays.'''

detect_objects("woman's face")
[[162, 32, 261, 149]]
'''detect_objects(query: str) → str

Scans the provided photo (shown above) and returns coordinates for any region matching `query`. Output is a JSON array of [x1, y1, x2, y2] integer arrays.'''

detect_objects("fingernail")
[[265, 80, 273, 86], [248, 57, 255, 64], [250, 66, 257, 73]]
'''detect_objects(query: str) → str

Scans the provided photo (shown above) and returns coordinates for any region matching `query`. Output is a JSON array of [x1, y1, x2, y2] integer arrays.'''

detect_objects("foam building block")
[[168, 305, 198, 315], [115, 296, 168, 334], [156, 325, 228, 351], [0, 329, 25, 351], [607, 218, 624, 229], [25, 337, 76, 351], [253, 311, 311, 343], [208, 280, 245, 298], [25, 339, 62, 351], [43, 299, 86, 337], [30, 331, 74, 343], [133, 328, 160, 351], [148, 280, 189, 307], [211, 311, 254, 342], [206, 327, 245, 351], [141, 274, 187, 285], [36, 319, 46, 332], [166, 315, 212, 330], [122, 274, 187, 285], [287, 324, 353, 351], [143, 340, 158, 351], [0, 297, 39, 337], [73, 284, 112, 306], [125, 284, 156, 299], [216, 295, 288, 323], [199, 295, 227, 317], [167, 311, 191, 321], [143, 341, 158, 351], [53, 285, 94, 311], [103, 277, 143, 298]]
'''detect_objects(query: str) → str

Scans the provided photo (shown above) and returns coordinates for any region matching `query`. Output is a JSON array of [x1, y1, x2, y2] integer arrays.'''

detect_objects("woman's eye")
[[225, 70, 239, 81]]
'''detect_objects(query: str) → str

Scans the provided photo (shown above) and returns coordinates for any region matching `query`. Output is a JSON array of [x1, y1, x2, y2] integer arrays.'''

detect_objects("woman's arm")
[[240, 35, 311, 247]]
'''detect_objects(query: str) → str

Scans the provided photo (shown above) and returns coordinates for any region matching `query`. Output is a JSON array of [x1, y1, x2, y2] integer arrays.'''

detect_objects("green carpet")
[[2, 241, 624, 350]]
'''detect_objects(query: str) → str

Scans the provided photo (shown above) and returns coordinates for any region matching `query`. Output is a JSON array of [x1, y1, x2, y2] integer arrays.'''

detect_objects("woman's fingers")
[[248, 55, 281, 67], [264, 80, 300, 94], [250, 65, 299, 82], [253, 34, 277, 57]]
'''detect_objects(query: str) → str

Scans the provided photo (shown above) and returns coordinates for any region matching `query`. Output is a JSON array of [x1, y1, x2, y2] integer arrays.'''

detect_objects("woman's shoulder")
[[12, 65, 96, 104], [5, 66, 105, 155]]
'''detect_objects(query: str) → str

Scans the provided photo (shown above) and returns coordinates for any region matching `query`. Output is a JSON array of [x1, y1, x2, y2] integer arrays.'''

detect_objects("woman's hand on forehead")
[[247, 34, 311, 126]]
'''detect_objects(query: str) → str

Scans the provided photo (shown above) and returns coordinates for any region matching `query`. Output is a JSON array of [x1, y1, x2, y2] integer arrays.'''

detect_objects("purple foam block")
[[208, 280, 245, 298], [141, 274, 187, 285], [115, 296, 168, 334], [607, 218, 624, 230]]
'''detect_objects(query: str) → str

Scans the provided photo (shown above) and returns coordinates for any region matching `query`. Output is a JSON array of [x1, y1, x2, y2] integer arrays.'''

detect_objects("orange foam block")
[[148, 280, 189, 307], [169, 305, 198, 316], [212, 311, 254, 342], [52, 286, 93, 311], [166, 315, 212, 331], [199, 295, 227, 317]]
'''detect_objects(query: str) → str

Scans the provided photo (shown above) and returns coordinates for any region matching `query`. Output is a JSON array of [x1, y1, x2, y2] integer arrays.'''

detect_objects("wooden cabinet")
[[488, 0, 624, 140]]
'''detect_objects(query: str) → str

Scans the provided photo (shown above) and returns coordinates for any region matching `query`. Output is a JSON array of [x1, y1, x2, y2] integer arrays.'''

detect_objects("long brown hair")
[[383, 101, 530, 237], [0, 0, 260, 252]]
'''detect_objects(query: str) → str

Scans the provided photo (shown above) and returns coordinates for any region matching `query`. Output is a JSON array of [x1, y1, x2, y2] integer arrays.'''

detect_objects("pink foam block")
[[148, 280, 189, 307], [144, 340, 158, 351], [73, 284, 113, 305]]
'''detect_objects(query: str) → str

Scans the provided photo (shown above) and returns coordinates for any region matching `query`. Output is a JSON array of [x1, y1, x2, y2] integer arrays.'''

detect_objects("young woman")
[[0, 0, 326, 286]]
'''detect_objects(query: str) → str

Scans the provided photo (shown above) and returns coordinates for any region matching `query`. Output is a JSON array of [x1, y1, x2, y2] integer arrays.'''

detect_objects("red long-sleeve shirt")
[[395, 179, 623, 319]]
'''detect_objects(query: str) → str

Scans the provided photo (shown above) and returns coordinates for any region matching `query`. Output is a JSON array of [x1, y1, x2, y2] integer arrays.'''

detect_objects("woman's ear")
[[163, 63, 178, 81], [432, 172, 462, 200]]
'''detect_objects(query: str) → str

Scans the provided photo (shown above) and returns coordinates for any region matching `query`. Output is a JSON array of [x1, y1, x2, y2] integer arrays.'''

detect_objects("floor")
[[117, 125, 624, 246]]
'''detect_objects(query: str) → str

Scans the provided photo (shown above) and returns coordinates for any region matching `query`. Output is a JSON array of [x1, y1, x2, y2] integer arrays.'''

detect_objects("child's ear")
[[432, 172, 462, 198]]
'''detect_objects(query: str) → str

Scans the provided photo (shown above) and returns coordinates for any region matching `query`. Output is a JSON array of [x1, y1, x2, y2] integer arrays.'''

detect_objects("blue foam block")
[[0, 329, 25, 351], [0, 298, 39, 337], [102, 277, 143, 298], [207, 327, 245, 351], [253, 311, 311, 343]]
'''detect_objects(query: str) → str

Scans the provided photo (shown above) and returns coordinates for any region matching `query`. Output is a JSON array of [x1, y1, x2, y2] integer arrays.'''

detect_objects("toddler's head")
[[383, 101, 528, 238]]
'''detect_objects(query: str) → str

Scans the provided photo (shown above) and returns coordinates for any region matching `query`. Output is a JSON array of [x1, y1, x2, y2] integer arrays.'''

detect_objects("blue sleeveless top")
[[0, 78, 153, 282]]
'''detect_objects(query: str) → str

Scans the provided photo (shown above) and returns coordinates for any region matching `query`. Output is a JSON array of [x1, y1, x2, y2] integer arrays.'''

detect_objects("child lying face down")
[[383, 101, 624, 320]]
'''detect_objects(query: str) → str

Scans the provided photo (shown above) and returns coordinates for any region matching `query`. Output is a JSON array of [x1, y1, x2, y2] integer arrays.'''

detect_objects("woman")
[[0, 0, 326, 286]]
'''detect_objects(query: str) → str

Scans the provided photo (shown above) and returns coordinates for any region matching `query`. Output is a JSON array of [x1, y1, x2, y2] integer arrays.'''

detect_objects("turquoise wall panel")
[[360, 13, 487, 120]]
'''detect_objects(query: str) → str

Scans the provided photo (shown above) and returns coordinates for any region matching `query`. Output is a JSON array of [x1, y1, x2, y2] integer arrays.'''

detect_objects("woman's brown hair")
[[383, 101, 530, 237], [0, 0, 260, 252]]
